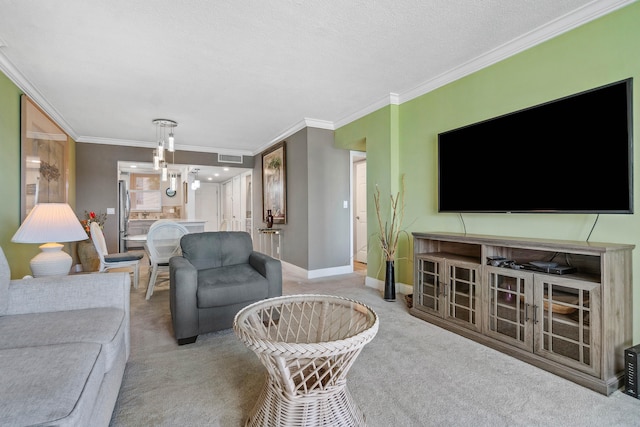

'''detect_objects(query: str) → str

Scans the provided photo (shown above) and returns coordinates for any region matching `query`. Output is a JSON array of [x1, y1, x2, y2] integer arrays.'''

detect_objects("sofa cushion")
[[0, 247, 10, 315], [0, 307, 125, 372], [196, 264, 269, 308], [0, 342, 104, 426]]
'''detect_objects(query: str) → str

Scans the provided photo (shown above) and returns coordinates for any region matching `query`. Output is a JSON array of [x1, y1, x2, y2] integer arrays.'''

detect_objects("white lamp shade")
[[12, 203, 88, 244]]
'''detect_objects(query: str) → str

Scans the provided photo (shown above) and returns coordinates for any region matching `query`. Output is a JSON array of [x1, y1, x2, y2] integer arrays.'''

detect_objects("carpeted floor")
[[109, 257, 640, 426]]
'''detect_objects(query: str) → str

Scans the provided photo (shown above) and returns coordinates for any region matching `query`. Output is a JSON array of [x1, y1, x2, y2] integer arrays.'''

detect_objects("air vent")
[[218, 154, 244, 164]]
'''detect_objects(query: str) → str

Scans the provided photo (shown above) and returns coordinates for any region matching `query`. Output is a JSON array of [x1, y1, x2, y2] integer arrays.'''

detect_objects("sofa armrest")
[[249, 251, 282, 298], [169, 256, 199, 340], [5, 272, 130, 315]]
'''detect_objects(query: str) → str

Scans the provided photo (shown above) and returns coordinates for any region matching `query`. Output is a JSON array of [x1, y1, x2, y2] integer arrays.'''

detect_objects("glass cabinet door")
[[445, 262, 480, 331], [486, 268, 533, 351], [129, 173, 161, 212], [533, 276, 601, 376], [416, 256, 443, 316]]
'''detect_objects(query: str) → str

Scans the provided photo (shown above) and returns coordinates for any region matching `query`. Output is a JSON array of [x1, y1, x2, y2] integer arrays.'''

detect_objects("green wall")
[[336, 2, 640, 342], [0, 71, 31, 278]]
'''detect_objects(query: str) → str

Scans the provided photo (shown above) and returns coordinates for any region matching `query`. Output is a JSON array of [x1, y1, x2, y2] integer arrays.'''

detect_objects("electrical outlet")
[[107, 208, 115, 214], [343, 201, 348, 208]]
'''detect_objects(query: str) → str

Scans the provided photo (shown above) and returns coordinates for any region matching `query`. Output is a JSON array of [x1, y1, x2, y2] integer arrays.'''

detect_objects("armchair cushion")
[[196, 264, 269, 308]]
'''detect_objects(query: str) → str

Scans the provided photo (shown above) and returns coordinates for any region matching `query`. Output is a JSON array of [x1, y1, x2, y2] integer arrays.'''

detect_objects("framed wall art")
[[262, 141, 286, 224], [21, 95, 69, 220]]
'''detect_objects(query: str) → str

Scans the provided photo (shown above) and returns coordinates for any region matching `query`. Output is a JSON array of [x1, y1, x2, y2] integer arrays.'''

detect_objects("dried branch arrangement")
[[374, 175, 405, 262]]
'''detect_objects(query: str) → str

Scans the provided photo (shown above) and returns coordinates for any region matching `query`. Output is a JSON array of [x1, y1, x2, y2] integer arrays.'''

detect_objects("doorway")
[[352, 152, 367, 265]]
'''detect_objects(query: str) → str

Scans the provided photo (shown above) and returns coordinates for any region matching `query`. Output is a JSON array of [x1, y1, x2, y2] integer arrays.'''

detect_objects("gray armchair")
[[169, 231, 282, 345]]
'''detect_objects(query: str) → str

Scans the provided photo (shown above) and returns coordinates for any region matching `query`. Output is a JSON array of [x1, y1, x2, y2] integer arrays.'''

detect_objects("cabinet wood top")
[[412, 231, 635, 253]]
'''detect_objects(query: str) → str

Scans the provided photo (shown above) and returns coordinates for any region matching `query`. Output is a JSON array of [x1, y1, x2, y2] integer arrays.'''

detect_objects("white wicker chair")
[[144, 220, 189, 300], [234, 294, 379, 427]]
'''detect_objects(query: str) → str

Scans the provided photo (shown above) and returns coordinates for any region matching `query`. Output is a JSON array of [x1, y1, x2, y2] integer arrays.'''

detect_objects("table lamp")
[[11, 203, 89, 277]]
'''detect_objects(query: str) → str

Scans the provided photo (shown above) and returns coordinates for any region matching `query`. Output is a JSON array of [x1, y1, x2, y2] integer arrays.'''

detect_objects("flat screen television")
[[438, 78, 633, 213]]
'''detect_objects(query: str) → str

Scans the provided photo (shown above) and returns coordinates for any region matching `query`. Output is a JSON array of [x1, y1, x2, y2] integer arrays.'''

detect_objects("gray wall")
[[282, 129, 309, 268], [307, 127, 350, 270], [76, 143, 253, 252], [253, 127, 350, 271]]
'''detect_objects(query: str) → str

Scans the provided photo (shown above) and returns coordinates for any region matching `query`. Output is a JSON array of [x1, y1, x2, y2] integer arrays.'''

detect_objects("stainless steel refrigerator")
[[118, 180, 130, 252]]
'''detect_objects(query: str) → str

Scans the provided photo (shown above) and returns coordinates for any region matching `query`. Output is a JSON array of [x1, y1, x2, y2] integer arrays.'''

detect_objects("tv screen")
[[438, 78, 633, 213]]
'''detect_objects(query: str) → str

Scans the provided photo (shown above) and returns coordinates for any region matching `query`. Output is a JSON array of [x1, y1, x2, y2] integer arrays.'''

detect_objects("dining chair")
[[90, 222, 143, 289], [144, 220, 189, 300]]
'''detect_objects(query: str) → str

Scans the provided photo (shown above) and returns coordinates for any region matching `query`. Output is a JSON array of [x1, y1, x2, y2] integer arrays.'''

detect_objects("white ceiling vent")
[[218, 154, 244, 164]]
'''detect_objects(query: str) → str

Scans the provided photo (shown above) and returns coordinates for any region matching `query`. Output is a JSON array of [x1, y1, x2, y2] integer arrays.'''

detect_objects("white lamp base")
[[30, 243, 73, 277]]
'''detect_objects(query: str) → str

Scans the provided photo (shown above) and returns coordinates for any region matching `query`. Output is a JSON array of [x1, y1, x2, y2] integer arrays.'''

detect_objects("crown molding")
[[0, 51, 79, 140], [304, 118, 335, 130], [334, 93, 400, 129], [75, 136, 152, 148], [77, 136, 254, 156], [253, 117, 337, 155]]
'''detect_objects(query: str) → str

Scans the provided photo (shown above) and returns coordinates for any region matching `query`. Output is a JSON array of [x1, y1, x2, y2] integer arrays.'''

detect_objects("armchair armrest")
[[5, 272, 130, 316], [249, 251, 282, 298], [169, 256, 199, 340]]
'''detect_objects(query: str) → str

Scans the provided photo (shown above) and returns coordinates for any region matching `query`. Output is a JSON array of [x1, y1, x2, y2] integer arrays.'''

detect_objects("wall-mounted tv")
[[438, 78, 633, 214]]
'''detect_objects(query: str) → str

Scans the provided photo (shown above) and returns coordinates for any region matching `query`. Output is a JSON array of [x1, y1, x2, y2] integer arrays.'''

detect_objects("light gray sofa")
[[170, 231, 282, 345], [0, 247, 130, 426]]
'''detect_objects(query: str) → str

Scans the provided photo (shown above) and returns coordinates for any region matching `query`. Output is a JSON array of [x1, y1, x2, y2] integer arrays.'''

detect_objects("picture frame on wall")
[[262, 141, 286, 224], [20, 95, 69, 220]]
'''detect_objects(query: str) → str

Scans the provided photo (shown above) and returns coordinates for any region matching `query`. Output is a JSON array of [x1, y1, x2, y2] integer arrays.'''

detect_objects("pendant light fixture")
[[152, 119, 178, 181], [152, 119, 177, 160]]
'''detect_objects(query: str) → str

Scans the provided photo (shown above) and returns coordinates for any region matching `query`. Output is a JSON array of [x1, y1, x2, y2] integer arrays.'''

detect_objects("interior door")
[[222, 180, 233, 230], [355, 161, 367, 263], [195, 182, 219, 231], [232, 175, 241, 230]]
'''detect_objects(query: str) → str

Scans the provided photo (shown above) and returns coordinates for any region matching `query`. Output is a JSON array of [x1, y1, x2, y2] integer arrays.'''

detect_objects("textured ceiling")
[[0, 0, 632, 155]]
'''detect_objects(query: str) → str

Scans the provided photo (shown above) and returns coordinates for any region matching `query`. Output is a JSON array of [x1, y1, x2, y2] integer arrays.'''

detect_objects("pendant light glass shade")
[[191, 168, 200, 190], [157, 141, 164, 161], [161, 162, 168, 181], [168, 132, 175, 152]]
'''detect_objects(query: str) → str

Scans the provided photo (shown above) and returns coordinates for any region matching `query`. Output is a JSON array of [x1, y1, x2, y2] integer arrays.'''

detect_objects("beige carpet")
[[109, 257, 640, 426]]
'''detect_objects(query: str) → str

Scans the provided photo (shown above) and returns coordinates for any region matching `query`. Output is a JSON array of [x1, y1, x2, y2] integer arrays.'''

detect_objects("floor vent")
[[218, 154, 244, 164]]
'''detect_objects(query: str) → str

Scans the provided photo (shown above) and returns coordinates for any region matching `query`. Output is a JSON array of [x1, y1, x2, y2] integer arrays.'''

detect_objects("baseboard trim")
[[308, 265, 352, 279], [365, 276, 411, 295], [282, 261, 353, 279]]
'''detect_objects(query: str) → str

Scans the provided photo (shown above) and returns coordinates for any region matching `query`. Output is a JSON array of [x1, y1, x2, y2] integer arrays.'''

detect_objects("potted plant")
[[374, 176, 405, 301]]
